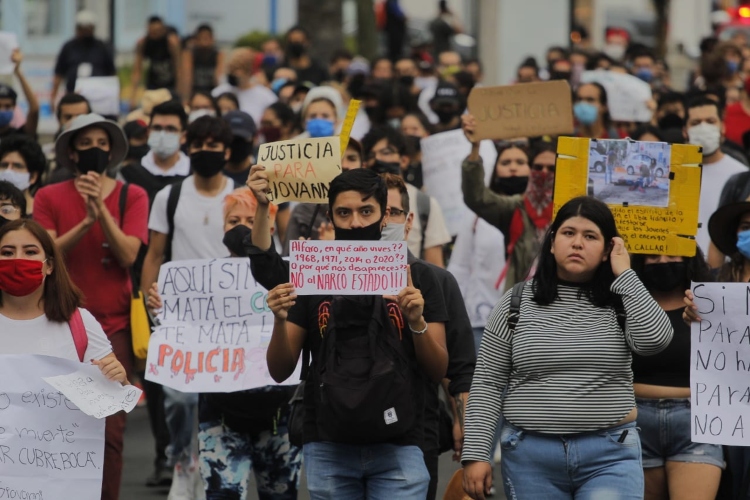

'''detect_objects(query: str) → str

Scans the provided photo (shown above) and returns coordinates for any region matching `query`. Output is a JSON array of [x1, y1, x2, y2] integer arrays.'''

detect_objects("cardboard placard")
[[467, 80, 574, 141], [690, 282, 750, 446], [257, 136, 341, 204], [145, 258, 299, 393], [289, 240, 408, 295], [554, 137, 702, 256]]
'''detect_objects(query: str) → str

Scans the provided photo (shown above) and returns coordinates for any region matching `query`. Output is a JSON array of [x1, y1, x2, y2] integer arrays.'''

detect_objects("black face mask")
[[222, 224, 252, 257], [491, 176, 529, 195], [639, 262, 687, 292], [334, 219, 383, 241], [229, 138, 253, 164], [399, 75, 415, 87], [76, 147, 110, 174], [370, 160, 401, 175], [127, 144, 150, 161], [549, 71, 572, 81], [364, 105, 385, 124], [406, 135, 421, 153], [190, 150, 226, 178], [435, 109, 458, 124], [287, 42, 306, 58], [658, 113, 683, 130], [226, 74, 240, 87], [333, 69, 347, 83]]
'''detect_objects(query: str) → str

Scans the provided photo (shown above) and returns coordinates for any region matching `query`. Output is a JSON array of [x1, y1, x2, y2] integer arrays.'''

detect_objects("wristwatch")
[[409, 320, 428, 336]]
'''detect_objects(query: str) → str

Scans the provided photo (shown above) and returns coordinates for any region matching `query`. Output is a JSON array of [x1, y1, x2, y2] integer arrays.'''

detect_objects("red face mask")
[[0, 259, 45, 296]]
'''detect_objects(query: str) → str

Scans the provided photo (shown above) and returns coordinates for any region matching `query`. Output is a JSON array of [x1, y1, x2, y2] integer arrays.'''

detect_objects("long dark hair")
[[631, 247, 713, 289], [532, 196, 619, 307], [489, 143, 530, 192], [0, 219, 83, 322]]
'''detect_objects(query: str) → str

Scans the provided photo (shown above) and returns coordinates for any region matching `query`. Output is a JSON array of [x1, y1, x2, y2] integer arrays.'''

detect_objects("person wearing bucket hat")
[[33, 112, 150, 500]]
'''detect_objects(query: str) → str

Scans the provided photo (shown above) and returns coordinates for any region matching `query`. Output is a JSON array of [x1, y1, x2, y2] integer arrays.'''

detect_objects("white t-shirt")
[[141, 151, 191, 177], [149, 175, 235, 261], [0, 308, 112, 361], [406, 183, 452, 257], [212, 83, 278, 125], [697, 154, 748, 254]]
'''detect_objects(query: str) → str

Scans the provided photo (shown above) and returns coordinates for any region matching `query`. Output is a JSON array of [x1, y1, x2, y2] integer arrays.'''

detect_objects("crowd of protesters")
[[4, 2, 750, 500]]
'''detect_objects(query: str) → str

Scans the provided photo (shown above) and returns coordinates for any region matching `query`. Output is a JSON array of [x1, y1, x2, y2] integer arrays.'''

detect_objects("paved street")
[[121, 406, 506, 499]]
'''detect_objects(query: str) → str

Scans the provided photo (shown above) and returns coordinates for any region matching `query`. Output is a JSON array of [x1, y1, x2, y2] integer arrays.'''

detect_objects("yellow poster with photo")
[[554, 137, 702, 256]]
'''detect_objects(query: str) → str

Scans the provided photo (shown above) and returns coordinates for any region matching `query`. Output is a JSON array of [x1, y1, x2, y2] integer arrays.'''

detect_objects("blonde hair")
[[223, 188, 278, 223]]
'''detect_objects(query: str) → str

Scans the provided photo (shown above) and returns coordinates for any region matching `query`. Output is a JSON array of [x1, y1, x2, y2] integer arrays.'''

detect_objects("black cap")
[[0, 84, 18, 103], [123, 120, 148, 140], [430, 81, 460, 105], [222, 110, 257, 140]]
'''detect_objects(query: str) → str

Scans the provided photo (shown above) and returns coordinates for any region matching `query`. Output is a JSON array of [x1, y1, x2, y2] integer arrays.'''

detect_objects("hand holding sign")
[[92, 355, 127, 384], [397, 266, 425, 327], [268, 283, 297, 321], [683, 289, 701, 324], [247, 164, 271, 205], [461, 114, 479, 145]]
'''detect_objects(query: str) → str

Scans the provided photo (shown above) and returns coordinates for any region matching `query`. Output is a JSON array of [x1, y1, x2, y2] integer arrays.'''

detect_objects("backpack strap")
[[165, 179, 184, 263], [612, 295, 627, 331], [69, 309, 88, 362], [416, 190, 430, 259], [506, 281, 527, 334], [299, 345, 310, 381]]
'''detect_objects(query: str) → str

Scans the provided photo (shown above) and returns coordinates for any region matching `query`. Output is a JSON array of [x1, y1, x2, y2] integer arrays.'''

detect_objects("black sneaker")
[[145, 463, 173, 487]]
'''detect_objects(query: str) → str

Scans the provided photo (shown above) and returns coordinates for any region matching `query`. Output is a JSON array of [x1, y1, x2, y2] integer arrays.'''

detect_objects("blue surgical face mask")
[[738, 230, 750, 259], [306, 118, 335, 138], [635, 68, 653, 83], [0, 110, 13, 128], [573, 102, 598, 126], [728, 60, 739, 74]]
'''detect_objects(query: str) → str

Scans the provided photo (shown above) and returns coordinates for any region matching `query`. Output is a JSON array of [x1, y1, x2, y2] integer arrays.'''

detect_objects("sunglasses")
[[532, 163, 556, 172]]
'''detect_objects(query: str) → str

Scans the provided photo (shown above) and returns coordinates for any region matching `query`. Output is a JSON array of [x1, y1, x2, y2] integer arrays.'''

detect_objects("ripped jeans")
[[498, 420, 642, 500]]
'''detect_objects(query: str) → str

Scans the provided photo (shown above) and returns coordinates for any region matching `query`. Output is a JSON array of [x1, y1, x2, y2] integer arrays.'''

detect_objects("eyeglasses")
[[0, 205, 19, 216], [388, 207, 406, 217], [532, 163, 556, 172]]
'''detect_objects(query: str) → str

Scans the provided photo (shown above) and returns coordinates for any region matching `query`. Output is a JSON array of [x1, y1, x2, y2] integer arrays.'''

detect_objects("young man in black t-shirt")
[[265, 168, 448, 499]]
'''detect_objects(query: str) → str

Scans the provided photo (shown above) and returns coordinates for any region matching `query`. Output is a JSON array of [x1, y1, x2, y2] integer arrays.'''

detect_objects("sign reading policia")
[[554, 137, 702, 256]]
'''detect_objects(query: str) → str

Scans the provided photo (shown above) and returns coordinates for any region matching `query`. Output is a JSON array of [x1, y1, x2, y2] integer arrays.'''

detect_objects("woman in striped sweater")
[[462, 196, 673, 500]]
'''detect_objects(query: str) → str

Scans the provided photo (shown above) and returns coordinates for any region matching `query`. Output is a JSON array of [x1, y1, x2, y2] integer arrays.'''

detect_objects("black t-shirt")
[[143, 36, 176, 90], [632, 308, 689, 387], [54, 38, 116, 92], [192, 47, 218, 94], [223, 167, 251, 187], [293, 60, 329, 85], [286, 260, 448, 447]]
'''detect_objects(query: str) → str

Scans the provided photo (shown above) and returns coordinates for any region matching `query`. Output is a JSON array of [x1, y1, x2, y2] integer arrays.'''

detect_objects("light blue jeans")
[[499, 420, 643, 499], [163, 386, 199, 467], [303, 442, 429, 500]]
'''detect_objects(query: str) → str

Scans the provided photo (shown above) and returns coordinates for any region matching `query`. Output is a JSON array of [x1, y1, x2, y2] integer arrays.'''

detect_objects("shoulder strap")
[[165, 179, 184, 263], [118, 183, 129, 228], [416, 191, 430, 259], [506, 281, 527, 334], [69, 309, 88, 362], [299, 345, 310, 381]]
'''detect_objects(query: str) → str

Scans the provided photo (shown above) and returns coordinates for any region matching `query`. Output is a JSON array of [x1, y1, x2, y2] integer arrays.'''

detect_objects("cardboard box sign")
[[467, 80, 574, 141]]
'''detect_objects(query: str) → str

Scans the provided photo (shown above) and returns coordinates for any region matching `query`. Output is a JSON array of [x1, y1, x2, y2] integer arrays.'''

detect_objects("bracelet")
[[409, 320, 428, 336]]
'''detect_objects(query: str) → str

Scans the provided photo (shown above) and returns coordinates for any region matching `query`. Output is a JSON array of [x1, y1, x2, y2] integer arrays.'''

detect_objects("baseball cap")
[[75, 10, 97, 27], [430, 81, 461, 106], [123, 120, 148, 140], [223, 110, 257, 139], [0, 84, 17, 103]]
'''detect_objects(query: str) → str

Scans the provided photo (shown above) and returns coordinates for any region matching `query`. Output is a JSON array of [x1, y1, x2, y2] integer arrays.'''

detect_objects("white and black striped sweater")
[[462, 269, 673, 463]]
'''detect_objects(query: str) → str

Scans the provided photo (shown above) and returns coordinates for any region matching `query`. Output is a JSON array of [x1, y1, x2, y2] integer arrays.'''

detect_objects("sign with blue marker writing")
[[145, 258, 300, 393], [0, 354, 106, 500], [690, 282, 750, 446]]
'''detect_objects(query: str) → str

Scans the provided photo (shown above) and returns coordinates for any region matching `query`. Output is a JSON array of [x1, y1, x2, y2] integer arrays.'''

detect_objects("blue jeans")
[[163, 386, 199, 467], [303, 442, 429, 500], [636, 398, 724, 469], [499, 421, 643, 499]]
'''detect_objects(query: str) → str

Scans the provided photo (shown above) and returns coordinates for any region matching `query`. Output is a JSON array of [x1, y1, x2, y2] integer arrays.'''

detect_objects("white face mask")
[[0, 169, 31, 191], [688, 122, 721, 156], [148, 131, 182, 160], [603, 43, 626, 61], [188, 109, 216, 123], [380, 222, 406, 242]]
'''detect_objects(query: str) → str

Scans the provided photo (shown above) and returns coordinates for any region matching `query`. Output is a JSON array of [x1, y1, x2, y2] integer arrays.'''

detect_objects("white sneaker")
[[167, 457, 205, 500]]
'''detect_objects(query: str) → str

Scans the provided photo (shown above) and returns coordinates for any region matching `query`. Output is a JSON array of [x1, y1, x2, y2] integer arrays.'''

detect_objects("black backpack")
[[314, 296, 417, 444]]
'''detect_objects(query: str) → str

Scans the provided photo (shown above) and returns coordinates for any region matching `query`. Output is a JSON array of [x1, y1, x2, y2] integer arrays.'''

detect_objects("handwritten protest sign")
[[74, 76, 120, 117], [467, 80, 573, 141], [145, 258, 299, 393], [0, 32, 18, 75], [580, 70, 653, 122], [257, 137, 341, 204], [0, 354, 105, 500], [420, 129, 498, 235], [289, 240, 407, 295], [43, 368, 141, 419], [690, 282, 750, 446], [555, 136, 702, 256]]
